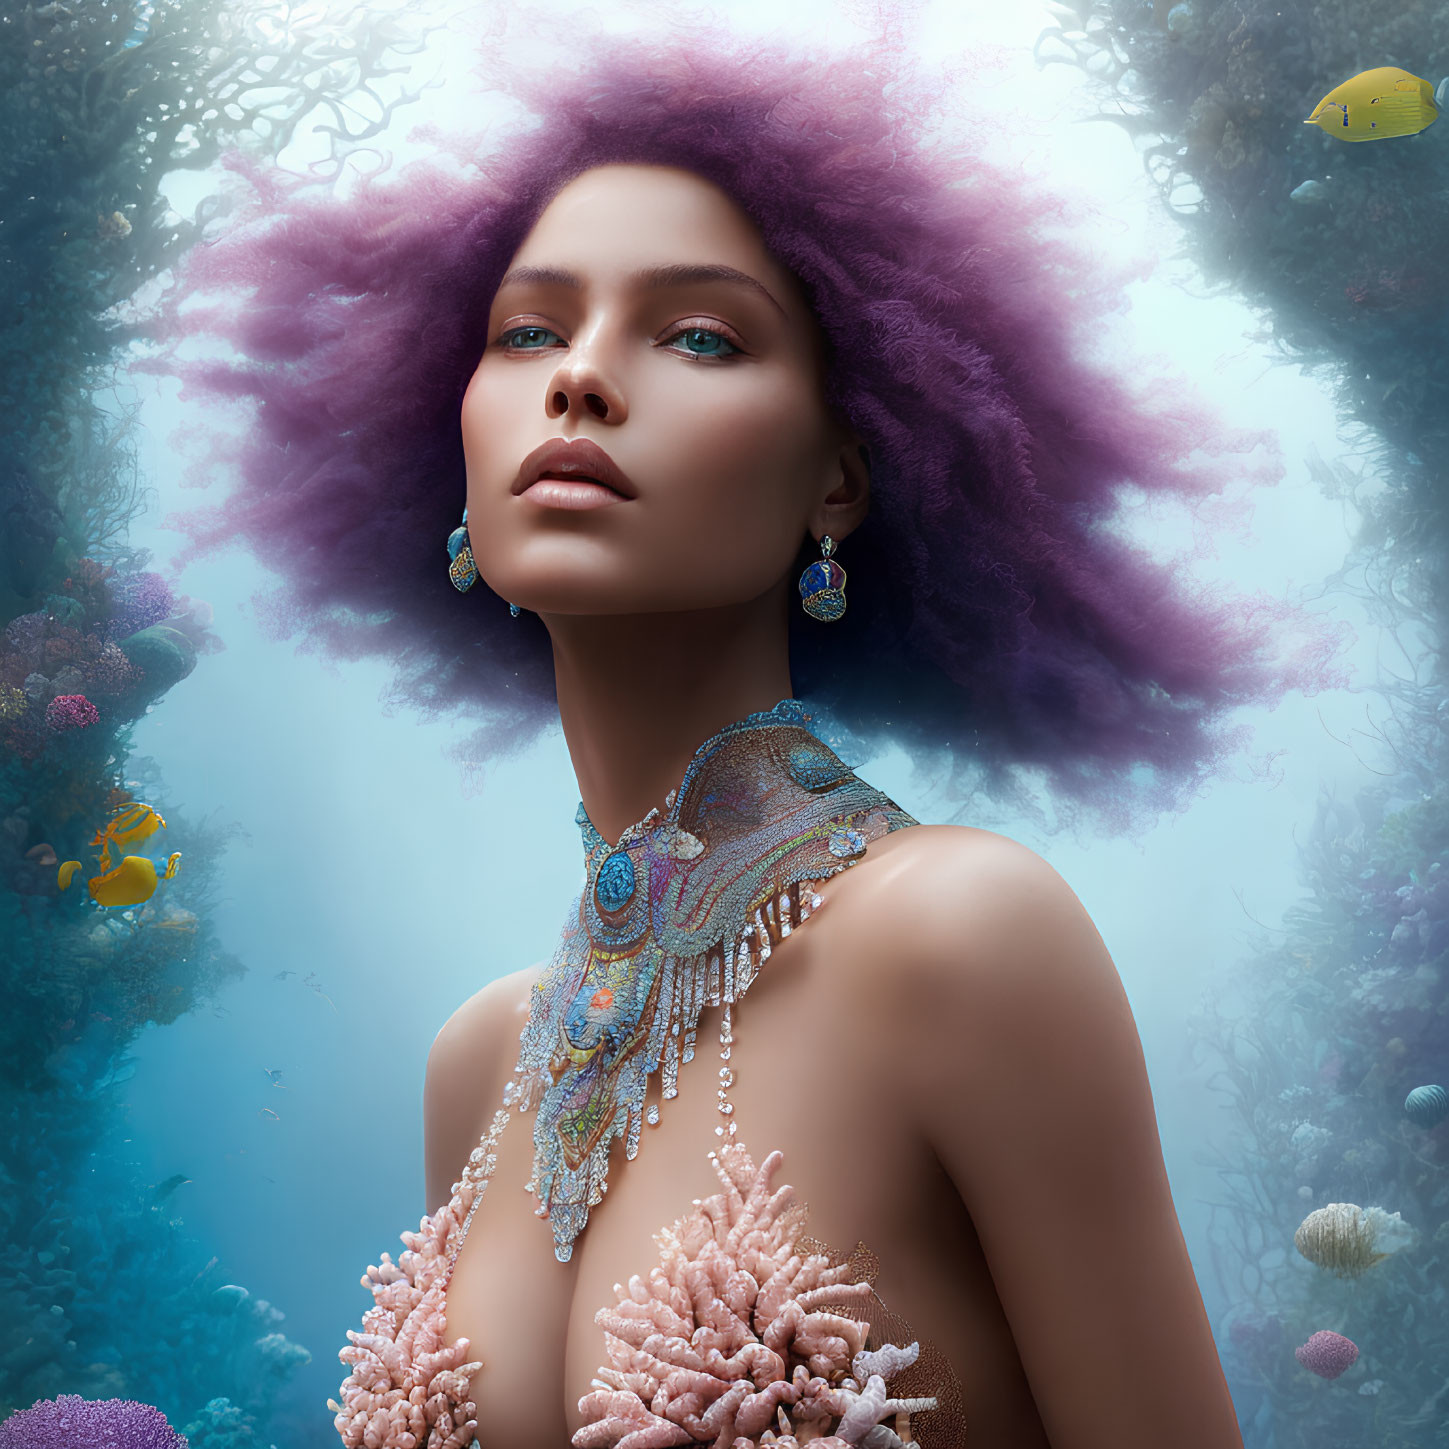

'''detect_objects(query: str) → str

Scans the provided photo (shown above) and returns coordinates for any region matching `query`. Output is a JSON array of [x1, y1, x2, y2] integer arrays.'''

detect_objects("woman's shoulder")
[[868, 833, 1242, 1440], [429, 962, 540, 1062], [423, 962, 543, 1210], [830, 821, 1102, 1012], [859, 819, 1045, 874], [845, 821, 1077, 939]]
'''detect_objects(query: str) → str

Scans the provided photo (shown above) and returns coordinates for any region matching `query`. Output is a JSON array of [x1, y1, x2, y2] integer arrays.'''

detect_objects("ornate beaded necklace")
[[456, 696, 918, 1266]]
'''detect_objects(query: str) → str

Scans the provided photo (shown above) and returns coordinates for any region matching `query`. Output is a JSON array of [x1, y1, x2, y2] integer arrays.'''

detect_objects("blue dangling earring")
[[446, 507, 477, 593], [446, 508, 521, 615], [798, 534, 847, 621]]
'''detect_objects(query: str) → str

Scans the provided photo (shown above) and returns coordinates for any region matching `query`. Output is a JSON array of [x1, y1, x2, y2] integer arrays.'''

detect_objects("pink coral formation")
[[45, 693, 100, 731], [574, 1141, 938, 1448], [1294, 1329, 1359, 1380], [329, 1188, 484, 1449], [328, 1107, 513, 1449], [332, 1115, 942, 1449]]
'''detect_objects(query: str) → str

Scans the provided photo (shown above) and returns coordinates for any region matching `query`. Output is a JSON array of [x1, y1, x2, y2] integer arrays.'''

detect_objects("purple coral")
[[1295, 1329, 1359, 1380], [45, 693, 100, 731], [107, 571, 176, 640], [0, 1395, 189, 1448]]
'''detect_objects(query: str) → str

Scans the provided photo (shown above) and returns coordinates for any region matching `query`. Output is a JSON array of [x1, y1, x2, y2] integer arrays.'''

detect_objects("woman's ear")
[[817, 432, 871, 541]]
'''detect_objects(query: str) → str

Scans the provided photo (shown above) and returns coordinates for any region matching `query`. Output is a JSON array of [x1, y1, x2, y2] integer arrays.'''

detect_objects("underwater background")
[[2, 0, 1446, 1445]]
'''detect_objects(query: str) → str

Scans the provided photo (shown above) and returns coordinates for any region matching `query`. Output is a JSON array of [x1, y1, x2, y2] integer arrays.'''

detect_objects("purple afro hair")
[[0, 1394, 188, 1448], [134, 18, 1347, 833]]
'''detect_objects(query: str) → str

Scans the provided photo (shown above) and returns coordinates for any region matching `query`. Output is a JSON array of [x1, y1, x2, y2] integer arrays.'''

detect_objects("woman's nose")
[[545, 328, 626, 422], [549, 383, 611, 420]]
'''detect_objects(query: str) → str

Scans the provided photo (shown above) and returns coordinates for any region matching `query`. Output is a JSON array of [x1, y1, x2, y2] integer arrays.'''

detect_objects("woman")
[[144, 22, 1340, 1449]]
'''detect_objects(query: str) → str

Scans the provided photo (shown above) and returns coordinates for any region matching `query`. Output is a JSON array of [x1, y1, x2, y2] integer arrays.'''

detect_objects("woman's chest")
[[443, 899, 1046, 1447]]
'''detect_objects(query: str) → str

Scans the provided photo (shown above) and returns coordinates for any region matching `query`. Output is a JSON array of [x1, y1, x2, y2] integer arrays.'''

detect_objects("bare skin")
[[432, 162, 1245, 1447], [430, 826, 1047, 1446]]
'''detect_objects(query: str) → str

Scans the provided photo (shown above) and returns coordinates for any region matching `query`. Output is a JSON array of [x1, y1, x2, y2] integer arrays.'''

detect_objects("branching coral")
[[328, 1111, 499, 1449], [45, 693, 100, 731], [331, 1121, 943, 1449], [575, 1142, 938, 1449]]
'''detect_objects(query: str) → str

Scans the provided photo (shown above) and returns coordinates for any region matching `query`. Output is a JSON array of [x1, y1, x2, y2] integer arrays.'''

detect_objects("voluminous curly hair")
[[136, 17, 1347, 834]]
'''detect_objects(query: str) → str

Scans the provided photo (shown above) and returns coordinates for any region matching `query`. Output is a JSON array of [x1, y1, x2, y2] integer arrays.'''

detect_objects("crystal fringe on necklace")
[[491, 696, 918, 1263]]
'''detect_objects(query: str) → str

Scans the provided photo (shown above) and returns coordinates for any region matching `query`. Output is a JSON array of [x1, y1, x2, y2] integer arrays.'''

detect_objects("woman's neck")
[[545, 587, 794, 846]]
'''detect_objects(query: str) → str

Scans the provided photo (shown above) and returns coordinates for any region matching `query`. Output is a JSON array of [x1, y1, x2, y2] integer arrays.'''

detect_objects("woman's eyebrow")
[[495, 263, 787, 319]]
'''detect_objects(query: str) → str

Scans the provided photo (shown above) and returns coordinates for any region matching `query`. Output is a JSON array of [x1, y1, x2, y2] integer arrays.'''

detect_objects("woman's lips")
[[520, 476, 628, 510]]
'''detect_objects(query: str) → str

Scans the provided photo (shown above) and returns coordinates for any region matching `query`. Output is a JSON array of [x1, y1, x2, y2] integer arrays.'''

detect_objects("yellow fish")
[[1305, 67, 1445, 141], [89, 801, 166, 870], [59, 796, 181, 909], [78, 852, 182, 908]]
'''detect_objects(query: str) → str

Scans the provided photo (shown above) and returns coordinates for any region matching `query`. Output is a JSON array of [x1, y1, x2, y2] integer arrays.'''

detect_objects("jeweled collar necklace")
[[501, 696, 918, 1262]]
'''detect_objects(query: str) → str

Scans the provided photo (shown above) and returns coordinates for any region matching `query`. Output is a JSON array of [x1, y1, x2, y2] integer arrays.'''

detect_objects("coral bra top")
[[328, 700, 966, 1447]]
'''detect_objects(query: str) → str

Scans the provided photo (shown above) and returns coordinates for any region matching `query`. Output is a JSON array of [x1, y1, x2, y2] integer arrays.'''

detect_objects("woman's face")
[[461, 162, 864, 617]]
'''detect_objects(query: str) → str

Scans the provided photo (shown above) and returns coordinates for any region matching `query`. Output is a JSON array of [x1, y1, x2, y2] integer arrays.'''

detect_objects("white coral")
[[329, 1179, 484, 1449], [574, 1142, 937, 1448]]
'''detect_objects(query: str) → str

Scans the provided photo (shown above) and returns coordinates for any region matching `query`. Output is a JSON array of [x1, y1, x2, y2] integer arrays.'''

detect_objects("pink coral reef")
[[45, 693, 100, 731], [574, 1141, 938, 1448], [0, 579, 220, 758]]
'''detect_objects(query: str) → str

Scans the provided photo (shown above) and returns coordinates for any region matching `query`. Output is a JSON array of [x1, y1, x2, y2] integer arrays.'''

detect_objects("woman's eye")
[[495, 322, 742, 359], [663, 325, 741, 360], [500, 325, 562, 350]]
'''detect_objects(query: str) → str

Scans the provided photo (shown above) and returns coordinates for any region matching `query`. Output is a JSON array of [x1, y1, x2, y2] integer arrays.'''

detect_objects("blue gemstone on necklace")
[[787, 739, 852, 791], [827, 826, 867, 859], [595, 851, 637, 912]]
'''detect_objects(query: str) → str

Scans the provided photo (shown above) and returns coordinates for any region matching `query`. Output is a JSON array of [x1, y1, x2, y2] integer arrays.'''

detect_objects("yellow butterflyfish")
[[105, 802, 166, 851], [89, 801, 166, 870], [1305, 67, 1445, 142]]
